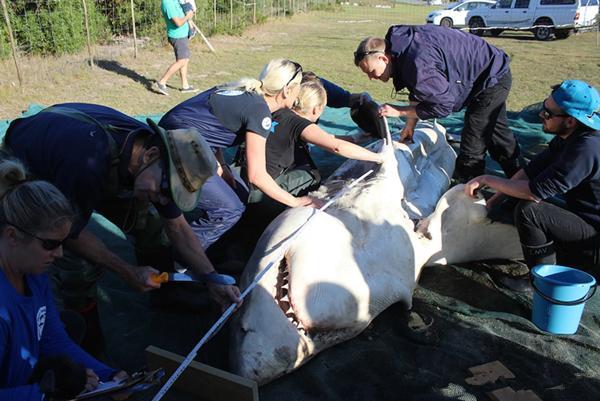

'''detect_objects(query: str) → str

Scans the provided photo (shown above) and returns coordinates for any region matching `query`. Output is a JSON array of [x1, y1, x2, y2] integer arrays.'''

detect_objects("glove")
[[348, 92, 373, 109], [350, 99, 387, 139]]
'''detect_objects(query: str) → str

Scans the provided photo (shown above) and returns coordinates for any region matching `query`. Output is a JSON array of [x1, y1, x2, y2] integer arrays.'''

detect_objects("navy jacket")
[[525, 129, 600, 229], [385, 25, 510, 120], [5, 103, 181, 237]]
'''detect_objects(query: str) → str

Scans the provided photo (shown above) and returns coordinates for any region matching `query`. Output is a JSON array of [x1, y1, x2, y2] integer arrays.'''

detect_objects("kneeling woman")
[[0, 159, 124, 400], [159, 59, 320, 248], [249, 74, 383, 220]]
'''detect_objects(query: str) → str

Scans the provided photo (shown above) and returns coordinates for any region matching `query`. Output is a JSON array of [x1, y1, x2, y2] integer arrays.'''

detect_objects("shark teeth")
[[275, 257, 309, 336]]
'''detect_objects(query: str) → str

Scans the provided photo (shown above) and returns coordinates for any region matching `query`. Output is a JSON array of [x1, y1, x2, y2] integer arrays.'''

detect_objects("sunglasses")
[[540, 103, 568, 120], [6, 222, 67, 251], [354, 50, 383, 63], [285, 61, 302, 87]]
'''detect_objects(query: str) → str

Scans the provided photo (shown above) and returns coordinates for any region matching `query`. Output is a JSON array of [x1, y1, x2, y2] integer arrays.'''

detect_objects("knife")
[[150, 272, 236, 286]]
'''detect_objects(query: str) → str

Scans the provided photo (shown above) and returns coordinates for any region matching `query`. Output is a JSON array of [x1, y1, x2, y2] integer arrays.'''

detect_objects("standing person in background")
[[159, 59, 321, 249], [355, 25, 522, 183], [156, 0, 197, 95], [0, 158, 127, 401]]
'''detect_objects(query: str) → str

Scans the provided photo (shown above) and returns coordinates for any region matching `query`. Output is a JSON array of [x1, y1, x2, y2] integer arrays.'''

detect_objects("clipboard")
[[70, 369, 164, 400]]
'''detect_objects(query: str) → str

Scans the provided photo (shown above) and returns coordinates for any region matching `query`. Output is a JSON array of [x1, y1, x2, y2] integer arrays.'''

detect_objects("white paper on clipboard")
[[71, 369, 164, 401]]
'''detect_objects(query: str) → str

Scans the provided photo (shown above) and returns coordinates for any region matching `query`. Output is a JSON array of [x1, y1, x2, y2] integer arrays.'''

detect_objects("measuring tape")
[[151, 168, 375, 401]]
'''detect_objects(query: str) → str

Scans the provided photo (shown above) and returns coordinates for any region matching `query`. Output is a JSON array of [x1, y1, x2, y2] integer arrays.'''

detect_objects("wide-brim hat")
[[350, 99, 386, 139], [552, 80, 600, 130], [147, 119, 217, 212]]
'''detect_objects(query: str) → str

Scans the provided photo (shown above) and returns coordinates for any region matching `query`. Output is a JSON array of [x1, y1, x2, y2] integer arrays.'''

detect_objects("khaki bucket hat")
[[147, 119, 217, 212]]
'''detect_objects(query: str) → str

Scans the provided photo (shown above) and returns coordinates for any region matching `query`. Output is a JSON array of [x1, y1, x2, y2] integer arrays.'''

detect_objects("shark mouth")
[[275, 257, 309, 336]]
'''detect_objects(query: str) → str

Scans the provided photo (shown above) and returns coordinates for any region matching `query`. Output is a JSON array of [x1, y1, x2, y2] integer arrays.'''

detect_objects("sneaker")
[[188, 27, 197, 40], [181, 86, 199, 93], [155, 82, 169, 96]]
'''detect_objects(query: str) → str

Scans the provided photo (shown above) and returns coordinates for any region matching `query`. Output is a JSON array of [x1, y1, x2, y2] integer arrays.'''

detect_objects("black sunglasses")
[[354, 50, 383, 63], [285, 61, 302, 87], [6, 222, 67, 251], [540, 103, 568, 120]]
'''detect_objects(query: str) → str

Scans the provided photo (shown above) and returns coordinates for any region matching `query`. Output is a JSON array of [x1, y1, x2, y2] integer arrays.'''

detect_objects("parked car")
[[426, 0, 496, 27], [466, 0, 599, 40]]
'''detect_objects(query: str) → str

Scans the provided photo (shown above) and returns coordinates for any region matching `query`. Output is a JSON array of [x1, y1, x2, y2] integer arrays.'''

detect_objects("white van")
[[466, 0, 599, 40]]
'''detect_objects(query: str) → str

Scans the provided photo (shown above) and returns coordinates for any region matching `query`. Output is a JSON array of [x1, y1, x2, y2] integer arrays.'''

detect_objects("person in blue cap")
[[464, 80, 600, 274], [354, 25, 522, 183]]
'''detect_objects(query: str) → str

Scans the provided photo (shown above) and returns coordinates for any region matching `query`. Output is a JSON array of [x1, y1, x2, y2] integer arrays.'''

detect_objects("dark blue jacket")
[[385, 25, 510, 120], [5, 103, 181, 236], [525, 129, 600, 229]]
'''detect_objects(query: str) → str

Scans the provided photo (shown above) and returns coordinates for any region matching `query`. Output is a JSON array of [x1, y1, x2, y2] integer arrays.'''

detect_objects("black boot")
[[522, 241, 556, 269], [497, 242, 556, 292]]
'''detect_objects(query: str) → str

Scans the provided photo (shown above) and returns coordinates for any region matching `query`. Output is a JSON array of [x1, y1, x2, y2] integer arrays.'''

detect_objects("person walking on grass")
[[355, 24, 522, 183], [156, 0, 197, 95]]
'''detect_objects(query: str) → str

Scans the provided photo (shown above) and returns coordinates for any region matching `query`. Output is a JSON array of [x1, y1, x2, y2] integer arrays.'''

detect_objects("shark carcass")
[[231, 121, 522, 384]]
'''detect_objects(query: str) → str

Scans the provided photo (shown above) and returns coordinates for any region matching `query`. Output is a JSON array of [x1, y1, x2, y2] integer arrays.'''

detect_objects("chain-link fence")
[[0, 0, 336, 84]]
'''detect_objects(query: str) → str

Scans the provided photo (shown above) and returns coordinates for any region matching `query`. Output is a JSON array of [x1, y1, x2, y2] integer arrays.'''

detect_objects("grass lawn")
[[0, 4, 599, 119]]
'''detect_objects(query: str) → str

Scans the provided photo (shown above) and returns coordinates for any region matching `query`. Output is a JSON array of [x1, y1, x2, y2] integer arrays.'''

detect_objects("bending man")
[[354, 24, 521, 182]]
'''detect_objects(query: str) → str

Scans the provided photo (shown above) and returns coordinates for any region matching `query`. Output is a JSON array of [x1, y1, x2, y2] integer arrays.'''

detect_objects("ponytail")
[[218, 59, 302, 98], [0, 158, 74, 234]]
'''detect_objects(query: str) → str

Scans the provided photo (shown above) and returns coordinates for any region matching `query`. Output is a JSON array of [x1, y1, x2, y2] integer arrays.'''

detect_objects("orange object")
[[150, 272, 169, 284]]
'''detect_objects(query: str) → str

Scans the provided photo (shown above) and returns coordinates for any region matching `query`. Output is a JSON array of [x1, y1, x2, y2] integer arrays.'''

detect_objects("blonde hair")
[[218, 59, 302, 97], [0, 158, 73, 235], [293, 72, 327, 115], [354, 37, 387, 66]]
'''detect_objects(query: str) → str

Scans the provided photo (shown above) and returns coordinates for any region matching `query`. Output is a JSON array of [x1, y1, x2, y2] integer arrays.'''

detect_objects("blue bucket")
[[531, 264, 596, 335]]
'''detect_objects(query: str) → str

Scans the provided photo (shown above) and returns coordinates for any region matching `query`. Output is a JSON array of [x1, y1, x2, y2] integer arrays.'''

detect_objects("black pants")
[[454, 71, 521, 182], [515, 200, 600, 272]]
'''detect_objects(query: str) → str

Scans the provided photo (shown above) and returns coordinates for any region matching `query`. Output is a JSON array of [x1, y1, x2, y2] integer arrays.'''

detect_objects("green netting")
[[2, 105, 598, 401]]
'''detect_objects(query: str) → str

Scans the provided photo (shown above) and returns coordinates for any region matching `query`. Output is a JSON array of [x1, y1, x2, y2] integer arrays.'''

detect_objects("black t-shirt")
[[266, 108, 313, 178]]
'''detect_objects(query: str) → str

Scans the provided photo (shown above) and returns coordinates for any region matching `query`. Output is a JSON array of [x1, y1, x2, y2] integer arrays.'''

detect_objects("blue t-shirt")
[[161, 0, 189, 39], [159, 87, 272, 149], [0, 270, 115, 401], [5, 103, 182, 237], [525, 129, 600, 229]]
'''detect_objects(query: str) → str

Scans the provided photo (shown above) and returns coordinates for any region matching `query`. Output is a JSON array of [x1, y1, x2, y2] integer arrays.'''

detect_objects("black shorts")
[[168, 37, 190, 60]]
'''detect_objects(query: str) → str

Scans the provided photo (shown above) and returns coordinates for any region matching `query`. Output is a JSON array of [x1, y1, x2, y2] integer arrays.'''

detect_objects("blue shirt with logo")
[[0, 270, 115, 400], [159, 87, 272, 149]]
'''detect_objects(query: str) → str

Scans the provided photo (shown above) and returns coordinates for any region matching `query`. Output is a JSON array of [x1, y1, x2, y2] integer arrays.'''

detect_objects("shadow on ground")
[[95, 59, 155, 92]]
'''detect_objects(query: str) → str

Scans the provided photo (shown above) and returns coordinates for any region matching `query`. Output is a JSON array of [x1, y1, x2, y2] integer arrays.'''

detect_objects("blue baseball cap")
[[551, 80, 600, 130]]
